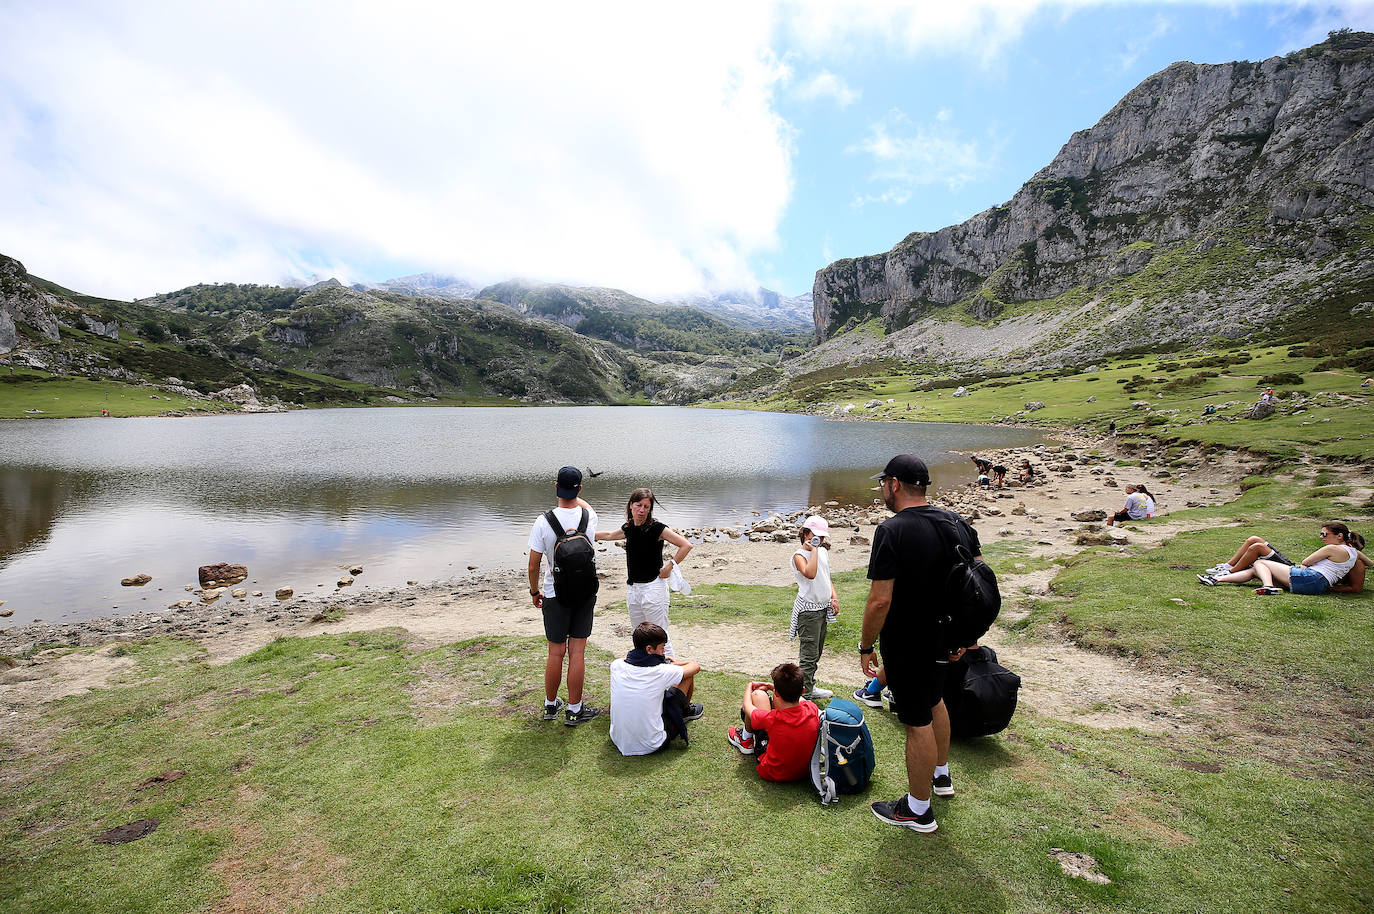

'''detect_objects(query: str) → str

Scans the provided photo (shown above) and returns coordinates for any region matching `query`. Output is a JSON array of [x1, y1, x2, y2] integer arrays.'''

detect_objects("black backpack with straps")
[[919, 509, 1001, 657], [544, 508, 599, 604]]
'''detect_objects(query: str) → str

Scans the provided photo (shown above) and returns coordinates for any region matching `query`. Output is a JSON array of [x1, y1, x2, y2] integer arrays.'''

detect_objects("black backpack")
[[943, 646, 1021, 737], [922, 509, 1001, 656], [544, 509, 599, 604]]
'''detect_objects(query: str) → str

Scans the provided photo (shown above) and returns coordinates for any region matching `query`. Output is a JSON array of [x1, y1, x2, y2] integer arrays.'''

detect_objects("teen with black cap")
[[528, 465, 604, 726], [860, 454, 985, 833]]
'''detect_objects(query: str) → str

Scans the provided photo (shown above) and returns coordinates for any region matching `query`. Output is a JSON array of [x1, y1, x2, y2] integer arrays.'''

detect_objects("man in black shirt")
[[860, 454, 983, 834]]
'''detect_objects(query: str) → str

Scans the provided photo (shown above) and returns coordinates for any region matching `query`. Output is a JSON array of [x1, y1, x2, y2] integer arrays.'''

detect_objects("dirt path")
[[1, 433, 1282, 746]]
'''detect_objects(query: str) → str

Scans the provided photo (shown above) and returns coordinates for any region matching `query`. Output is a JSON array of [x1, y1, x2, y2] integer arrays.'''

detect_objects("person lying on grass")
[[609, 622, 703, 755], [1198, 524, 1369, 595], [726, 662, 820, 783], [1197, 535, 1297, 583]]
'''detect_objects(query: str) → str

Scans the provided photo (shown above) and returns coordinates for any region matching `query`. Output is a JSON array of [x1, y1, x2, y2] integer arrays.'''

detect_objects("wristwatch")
[[858, 644, 875, 655]]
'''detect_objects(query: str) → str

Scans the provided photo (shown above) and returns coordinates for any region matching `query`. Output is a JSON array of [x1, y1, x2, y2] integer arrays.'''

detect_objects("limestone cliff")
[[811, 32, 1374, 364]]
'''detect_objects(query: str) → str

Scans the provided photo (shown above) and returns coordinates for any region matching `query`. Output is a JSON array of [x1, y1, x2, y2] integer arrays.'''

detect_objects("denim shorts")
[[1289, 567, 1330, 595]]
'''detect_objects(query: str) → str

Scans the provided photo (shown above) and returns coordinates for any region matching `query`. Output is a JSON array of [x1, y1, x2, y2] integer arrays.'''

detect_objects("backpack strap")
[[544, 510, 567, 539], [575, 508, 589, 535]]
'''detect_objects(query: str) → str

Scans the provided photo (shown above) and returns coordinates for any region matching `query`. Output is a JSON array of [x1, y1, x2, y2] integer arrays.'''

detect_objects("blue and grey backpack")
[[809, 697, 875, 804]]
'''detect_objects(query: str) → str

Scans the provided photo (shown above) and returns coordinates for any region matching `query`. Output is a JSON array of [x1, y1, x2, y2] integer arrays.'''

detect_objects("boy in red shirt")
[[727, 662, 819, 782]]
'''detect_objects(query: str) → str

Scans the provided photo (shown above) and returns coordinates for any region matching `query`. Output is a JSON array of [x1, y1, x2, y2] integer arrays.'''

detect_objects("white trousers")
[[627, 578, 674, 658]]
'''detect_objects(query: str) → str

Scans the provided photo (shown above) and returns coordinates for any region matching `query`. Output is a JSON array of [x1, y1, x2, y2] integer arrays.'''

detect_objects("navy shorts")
[[881, 649, 947, 728], [542, 594, 595, 642]]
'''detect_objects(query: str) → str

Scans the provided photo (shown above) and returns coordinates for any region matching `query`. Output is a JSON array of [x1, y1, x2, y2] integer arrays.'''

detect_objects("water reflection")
[[0, 408, 1044, 624]]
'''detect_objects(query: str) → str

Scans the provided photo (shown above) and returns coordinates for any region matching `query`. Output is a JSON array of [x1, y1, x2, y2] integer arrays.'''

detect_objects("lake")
[[0, 407, 1046, 625]]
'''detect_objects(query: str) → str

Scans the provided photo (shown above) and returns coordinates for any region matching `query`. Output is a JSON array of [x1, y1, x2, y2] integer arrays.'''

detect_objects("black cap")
[[556, 466, 583, 499], [870, 454, 930, 486]]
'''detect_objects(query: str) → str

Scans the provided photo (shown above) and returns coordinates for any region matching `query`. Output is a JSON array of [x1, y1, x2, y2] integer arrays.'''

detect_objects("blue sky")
[[2, 2, 1371, 302]]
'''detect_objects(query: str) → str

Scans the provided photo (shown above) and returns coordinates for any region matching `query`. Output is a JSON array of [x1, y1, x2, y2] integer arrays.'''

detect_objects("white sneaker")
[[804, 687, 834, 700]]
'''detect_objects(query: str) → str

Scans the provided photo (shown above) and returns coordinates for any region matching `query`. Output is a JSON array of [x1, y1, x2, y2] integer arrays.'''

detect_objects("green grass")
[[0, 371, 213, 418], [3, 631, 1370, 913], [737, 342, 1374, 462]]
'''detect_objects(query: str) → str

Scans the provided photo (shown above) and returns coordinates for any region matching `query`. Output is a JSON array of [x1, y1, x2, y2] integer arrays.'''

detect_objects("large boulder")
[[199, 563, 248, 585], [1247, 400, 1277, 420], [1071, 509, 1109, 522]]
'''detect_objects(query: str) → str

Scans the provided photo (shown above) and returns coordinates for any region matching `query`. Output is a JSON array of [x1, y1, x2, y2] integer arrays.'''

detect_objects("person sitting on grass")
[[1202, 524, 1369, 595], [1017, 459, 1036, 484], [1197, 535, 1296, 585], [1106, 484, 1151, 526], [609, 622, 703, 755], [726, 662, 820, 783]]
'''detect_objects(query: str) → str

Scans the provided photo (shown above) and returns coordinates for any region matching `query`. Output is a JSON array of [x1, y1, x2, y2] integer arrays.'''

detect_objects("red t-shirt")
[[750, 699, 820, 782]]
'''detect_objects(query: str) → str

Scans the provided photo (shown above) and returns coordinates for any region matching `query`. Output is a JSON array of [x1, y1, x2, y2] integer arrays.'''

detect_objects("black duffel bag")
[[943, 645, 1021, 738]]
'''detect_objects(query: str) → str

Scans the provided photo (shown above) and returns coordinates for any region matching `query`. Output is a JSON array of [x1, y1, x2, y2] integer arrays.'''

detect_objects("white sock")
[[739, 727, 753, 739], [934, 764, 950, 778], [568, 701, 582, 714], [1220, 563, 1234, 572], [907, 794, 930, 815], [545, 697, 559, 707]]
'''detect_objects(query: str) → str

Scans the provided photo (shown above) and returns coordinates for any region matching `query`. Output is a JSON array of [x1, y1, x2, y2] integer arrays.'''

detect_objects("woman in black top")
[[595, 488, 692, 658]]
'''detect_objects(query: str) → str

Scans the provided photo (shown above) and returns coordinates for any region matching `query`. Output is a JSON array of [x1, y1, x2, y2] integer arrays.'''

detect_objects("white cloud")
[[0, 1, 794, 300], [848, 109, 991, 205], [794, 70, 861, 107], [1118, 15, 1172, 71], [779, 0, 1047, 63]]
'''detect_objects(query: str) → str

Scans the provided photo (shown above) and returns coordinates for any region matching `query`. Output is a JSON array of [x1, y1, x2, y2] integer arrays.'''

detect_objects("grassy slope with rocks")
[[715, 339, 1374, 463]]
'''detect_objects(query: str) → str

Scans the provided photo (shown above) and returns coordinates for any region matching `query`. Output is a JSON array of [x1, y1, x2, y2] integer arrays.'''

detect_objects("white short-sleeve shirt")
[[609, 658, 685, 756], [529, 505, 599, 598]]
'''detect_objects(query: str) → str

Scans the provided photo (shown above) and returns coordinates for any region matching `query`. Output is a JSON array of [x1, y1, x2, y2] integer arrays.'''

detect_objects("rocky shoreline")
[[0, 430, 1262, 660]]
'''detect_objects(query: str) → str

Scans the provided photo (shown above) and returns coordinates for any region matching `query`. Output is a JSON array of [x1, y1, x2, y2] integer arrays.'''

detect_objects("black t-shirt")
[[623, 520, 667, 584], [867, 505, 982, 649]]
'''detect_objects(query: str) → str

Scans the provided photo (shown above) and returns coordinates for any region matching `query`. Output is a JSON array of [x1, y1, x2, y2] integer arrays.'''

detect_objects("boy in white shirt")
[[609, 623, 703, 755]]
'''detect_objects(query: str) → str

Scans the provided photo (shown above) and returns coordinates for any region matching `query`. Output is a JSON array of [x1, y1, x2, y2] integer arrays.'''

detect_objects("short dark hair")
[[770, 662, 804, 702], [632, 622, 668, 650]]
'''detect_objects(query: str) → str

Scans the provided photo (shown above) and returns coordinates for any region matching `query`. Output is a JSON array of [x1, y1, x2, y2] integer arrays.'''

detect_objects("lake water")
[[0, 407, 1045, 625]]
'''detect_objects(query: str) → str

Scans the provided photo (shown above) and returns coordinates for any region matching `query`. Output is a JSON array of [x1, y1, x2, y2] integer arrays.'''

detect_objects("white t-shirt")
[[529, 505, 599, 598], [792, 544, 832, 605], [609, 658, 684, 756], [1124, 492, 1149, 520]]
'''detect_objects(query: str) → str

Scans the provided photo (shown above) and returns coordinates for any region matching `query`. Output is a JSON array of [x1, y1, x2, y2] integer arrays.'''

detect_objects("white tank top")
[[1309, 545, 1358, 585], [793, 546, 832, 605]]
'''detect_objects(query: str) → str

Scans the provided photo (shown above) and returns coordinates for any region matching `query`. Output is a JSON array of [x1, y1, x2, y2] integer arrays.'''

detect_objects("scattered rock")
[[231, 588, 247, 599], [94, 818, 160, 844], [1049, 849, 1110, 885], [275, 587, 294, 600], [1247, 400, 1277, 420], [0, 608, 12, 618], [121, 574, 152, 587], [406, 580, 419, 586], [1011, 504, 1028, 516], [198, 563, 247, 586], [201, 588, 225, 603], [168, 600, 194, 609], [337, 576, 354, 587], [136, 770, 186, 789], [1071, 510, 1108, 522], [849, 535, 870, 546], [251, 591, 263, 597], [467, 565, 478, 571], [349, 565, 364, 576], [952, 386, 968, 397], [1024, 401, 1045, 411]]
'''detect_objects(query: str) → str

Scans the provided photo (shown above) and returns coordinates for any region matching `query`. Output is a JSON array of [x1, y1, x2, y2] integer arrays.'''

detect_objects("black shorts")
[[542, 594, 595, 642], [1112, 510, 1131, 522], [881, 652, 947, 728]]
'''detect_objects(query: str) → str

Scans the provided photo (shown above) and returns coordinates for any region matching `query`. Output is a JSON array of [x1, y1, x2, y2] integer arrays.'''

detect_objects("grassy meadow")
[[717, 339, 1374, 462]]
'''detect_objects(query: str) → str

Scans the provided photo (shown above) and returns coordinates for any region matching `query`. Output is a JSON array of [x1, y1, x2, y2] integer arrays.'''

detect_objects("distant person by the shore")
[[595, 488, 691, 658], [527, 466, 603, 727]]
